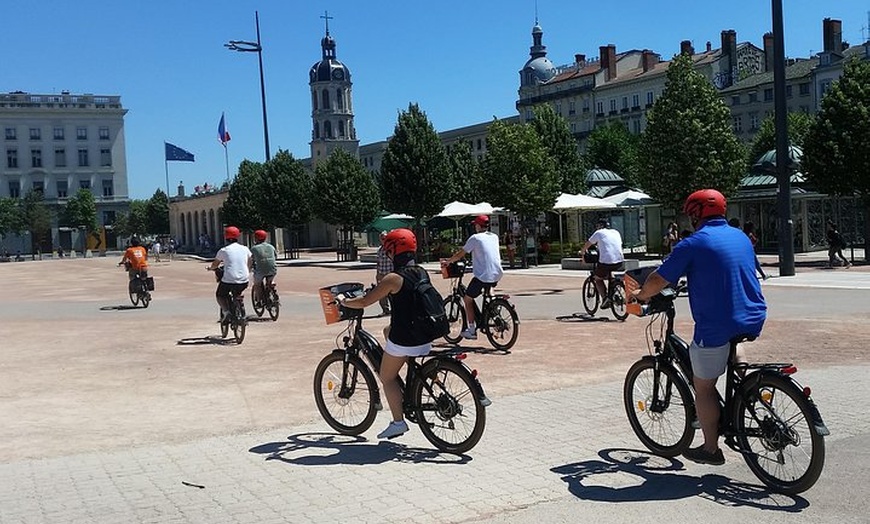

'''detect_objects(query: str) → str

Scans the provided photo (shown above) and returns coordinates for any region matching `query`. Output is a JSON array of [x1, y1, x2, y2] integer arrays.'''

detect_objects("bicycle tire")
[[233, 315, 246, 344], [413, 358, 486, 454], [623, 358, 695, 457], [733, 373, 825, 495], [484, 298, 519, 351], [267, 290, 280, 321], [582, 276, 599, 316], [141, 291, 151, 309], [610, 280, 628, 321], [443, 294, 466, 344], [252, 290, 265, 317], [313, 351, 378, 435], [129, 282, 140, 306]]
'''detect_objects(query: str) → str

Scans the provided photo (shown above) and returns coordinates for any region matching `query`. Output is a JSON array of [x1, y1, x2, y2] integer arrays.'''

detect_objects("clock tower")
[[309, 12, 358, 165]]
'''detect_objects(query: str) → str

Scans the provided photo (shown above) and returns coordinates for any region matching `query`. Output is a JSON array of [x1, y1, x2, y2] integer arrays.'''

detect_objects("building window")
[[55, 148, 66, 167], [632, 94, 640, 108], [646, 91, 654, 106], [31, 149, 42, 168], [7, 148, 18, 168], [764, 88, 773, 101], [32, 181, 44, 194], [731, 95, 740, 106], [748, 92, 758, 103], [596, 101, 604, 115], [103, 210, 116, 225], [799, 83, 810, 96], [632, 119, 641, 134], [324, 120, 333, 138], [99, 126, 110, 140], [76, 127, 87, 140], [582, 98, 590, 111], [555, 102, 562, 115], [786, 85, 793, 98], [570, 123, 577, 133], [732, 115, 743, 133], [78, 148, 89, 167], [336, 89, 344, 110], [5, 127, 16, 140], [610, 99, 617, 112], [102, 179, 114, 197], [622, 97, 628, 110], [54, 127, 65, 140], [568, 100, 575, 115], [820, 80, 832, 97], [30, 128, 41, 140], [476, 139, 482, 150], [749, 113, 759, 131], [79, 179, 91, 190], [321, 89, 330, 110], [57, 180, 68, 198], [8, 181, 20, 198], [100, 148, 112, 167], [313, 122, 320, 139], [338, 120, 345, 137]]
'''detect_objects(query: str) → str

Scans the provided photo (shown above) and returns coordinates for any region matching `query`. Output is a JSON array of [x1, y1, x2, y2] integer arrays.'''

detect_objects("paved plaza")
[[1, 253, 869, 523]]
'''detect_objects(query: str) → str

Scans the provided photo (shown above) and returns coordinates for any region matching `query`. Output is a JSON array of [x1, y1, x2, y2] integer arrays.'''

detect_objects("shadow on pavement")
[[99, 305, 142, 311], [511, 288, 567, 297], [249, 432, 472, 466], [555, 313, 613, 323], [176, 336, 239, 346], [551, 448, 809, 511], [432, 342, 510, 356]]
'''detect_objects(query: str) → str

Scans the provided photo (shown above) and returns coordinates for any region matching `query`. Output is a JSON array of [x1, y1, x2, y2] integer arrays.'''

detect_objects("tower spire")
[[321, 10, 333, 35]]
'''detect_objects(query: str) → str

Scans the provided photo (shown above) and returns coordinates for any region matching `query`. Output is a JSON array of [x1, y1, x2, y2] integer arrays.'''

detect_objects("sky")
[[4, 1, 868, 200]]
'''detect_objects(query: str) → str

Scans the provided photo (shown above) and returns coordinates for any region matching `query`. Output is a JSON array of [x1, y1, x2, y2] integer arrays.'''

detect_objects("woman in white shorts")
[[340, 228, 431, 440]]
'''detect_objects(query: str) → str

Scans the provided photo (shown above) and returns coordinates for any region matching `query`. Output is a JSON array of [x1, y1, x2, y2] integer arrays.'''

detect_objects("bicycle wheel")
[[413, 358, 485, 454], [484, 298, 519, 351], [232, 313, 246, 344], [733, 373, 825, 495], [313, 352, 378, 435], [610, 280, 628, 321], [582, 276, 599, 316], [623, 358, 695, 457], [129, 281, 140, 306], [443, 294, 466, 344], [267, 289, 280, 321], [252, 288, 265, 317], [140, 291, 151, 309]]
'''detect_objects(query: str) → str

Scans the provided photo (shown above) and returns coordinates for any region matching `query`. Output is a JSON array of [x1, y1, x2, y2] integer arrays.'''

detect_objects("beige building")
[[168, 184, 227, 253]]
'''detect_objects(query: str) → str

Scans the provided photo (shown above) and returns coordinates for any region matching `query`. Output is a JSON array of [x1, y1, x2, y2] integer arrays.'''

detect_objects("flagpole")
[[165, 160, 170, 197], [224, 143, 230, 185]]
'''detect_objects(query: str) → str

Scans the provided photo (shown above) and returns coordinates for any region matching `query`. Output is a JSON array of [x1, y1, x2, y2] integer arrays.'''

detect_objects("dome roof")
[[310, 59, 351, 83], [522, 57, 556, 85]]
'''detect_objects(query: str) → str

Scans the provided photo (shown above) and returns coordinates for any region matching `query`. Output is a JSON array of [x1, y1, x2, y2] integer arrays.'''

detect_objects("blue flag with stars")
[[165, 142, 195, 162]]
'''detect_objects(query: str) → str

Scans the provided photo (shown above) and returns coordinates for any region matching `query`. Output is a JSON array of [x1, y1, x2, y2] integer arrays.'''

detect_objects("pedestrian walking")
[[826, 220, 851, 268]]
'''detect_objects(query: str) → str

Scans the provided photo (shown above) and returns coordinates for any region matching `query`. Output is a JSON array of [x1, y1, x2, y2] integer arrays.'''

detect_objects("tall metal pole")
[[255, 11, 271, 162], [772, 0, 795, 276]]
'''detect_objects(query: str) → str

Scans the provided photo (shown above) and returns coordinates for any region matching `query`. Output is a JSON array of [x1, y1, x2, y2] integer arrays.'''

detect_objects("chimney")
[[642, 49, 658, 72], [575, 53, 586, 66], [177, 181, 185, 198], [720, 29, 738, 88], [763, 32, 774, 72], [706, 41, 712, 52], [599, 44, 617, 81], [680, 40, 694, 56], [823, 18, 843, 54]]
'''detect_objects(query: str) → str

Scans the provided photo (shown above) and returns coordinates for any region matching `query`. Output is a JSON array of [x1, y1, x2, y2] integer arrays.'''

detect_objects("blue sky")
[[4, 1, 868, 199]]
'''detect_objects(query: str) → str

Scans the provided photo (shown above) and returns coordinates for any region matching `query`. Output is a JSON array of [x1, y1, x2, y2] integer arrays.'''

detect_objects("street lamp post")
[[225, 10, 271, 162], [772, 0, 795, 276]]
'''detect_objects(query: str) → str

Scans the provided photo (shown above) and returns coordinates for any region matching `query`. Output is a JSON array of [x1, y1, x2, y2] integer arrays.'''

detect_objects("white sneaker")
[[377, 420, 409, 439], [461, 327, 478, 340]]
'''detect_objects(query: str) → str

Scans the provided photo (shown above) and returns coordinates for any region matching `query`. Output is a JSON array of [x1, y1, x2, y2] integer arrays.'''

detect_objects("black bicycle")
[[622, 281, 828, 494], [313, 282, 489, 454], [252, 277, 280, 321], [208, 267, 247, 344], [120, 263, 152, 308], [580, 248, 628, 321], [441, 261, 519, 351]]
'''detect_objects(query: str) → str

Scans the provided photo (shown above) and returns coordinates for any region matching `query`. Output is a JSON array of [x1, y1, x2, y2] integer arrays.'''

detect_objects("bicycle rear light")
[[803, 386, 812, 398], [471, 369, 478, 378], [780, 365, 797, 375], [455, 353, 467, 360]]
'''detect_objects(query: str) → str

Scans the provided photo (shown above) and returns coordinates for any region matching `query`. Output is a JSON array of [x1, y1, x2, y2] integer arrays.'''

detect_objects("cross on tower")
[[321, 10, 333, 35]]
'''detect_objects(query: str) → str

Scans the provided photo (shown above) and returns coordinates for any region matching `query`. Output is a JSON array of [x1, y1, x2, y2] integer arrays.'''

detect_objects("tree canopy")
[[258, 149, 312, 228], [221, 159, 266, 231], [113, 199, 149, 238], [62, 188, 98, 232], [748, 111, 815, 164], [145, 189, 170, 235], [445, 139, 483, 203], [530, 104, 587, 194], [312, 148, 381, 230], [584, 120, 639, 186], [0, 197, 24, 238], [637, 53, 746, 212]]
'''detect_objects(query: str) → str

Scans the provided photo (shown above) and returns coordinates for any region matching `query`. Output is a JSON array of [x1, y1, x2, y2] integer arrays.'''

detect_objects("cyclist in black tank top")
[[340, 229, 430, 440]]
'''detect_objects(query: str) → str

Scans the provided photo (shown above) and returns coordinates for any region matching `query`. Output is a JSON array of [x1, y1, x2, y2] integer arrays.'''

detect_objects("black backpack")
[[400, 266, 450, 343]]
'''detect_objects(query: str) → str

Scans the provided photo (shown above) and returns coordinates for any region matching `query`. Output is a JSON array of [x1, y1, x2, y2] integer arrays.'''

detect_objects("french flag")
[[218, 112, 231, 146]]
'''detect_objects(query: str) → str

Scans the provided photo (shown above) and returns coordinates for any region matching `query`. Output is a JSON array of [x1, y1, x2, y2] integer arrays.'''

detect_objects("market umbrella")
[[367, 212, 414, 233], [552, 193, 616, 250], [603, 190, 654, 208], [437, 201, 497, 241]]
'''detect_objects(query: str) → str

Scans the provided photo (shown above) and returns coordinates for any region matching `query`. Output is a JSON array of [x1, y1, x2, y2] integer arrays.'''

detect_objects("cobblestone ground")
[[1, 255, 868, 523]]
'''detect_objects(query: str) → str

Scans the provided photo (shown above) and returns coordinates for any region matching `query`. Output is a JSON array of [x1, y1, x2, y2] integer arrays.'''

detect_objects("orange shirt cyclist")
[[119, 236, 149, 280]]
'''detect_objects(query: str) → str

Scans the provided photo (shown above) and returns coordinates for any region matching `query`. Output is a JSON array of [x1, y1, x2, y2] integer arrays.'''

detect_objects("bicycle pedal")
[[480, 396, 492, 407]]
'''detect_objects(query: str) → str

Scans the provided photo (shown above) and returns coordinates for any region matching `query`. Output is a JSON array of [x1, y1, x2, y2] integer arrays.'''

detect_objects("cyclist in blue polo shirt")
[[635, 189, 767, 466]]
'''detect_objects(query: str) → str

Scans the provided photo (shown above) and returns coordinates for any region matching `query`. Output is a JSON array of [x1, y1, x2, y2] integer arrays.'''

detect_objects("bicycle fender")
[[739, 370, 830, 437], [421, 358, 488, 400]]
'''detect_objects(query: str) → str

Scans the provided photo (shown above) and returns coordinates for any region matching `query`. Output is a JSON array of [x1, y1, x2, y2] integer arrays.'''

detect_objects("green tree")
[[803, 58, 870, 259], [63, 188, 98, 233], [445, 139, 483, 202], [221, 160, 265, 231], [637, 53, 746, 212], [259, 149, 312, 228], [530, 104, 587, 193], [748, 111, 815, 164], [113, 200, 149, 238], [312, 148, 381, 230], [145, 189, 170, 235], [584, 120, 639, 186], [0, 197, 24, 238], [379, 103, 450, 222], [21, 190, 52, 251]]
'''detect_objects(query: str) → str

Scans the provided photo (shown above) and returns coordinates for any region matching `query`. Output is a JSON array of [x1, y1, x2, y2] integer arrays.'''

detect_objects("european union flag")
[[165, 142, 195, 162]]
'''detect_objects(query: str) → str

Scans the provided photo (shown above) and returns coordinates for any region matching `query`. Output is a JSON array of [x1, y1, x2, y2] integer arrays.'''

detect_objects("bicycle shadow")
[[555, 312, 614, 323], [248, 432, 472, 466], [551, 448, 809, 512], [432, 342, 511, 356], [176, 336, 239, 346], [511, 288, 566, 297], [99, 305, 142, 311]]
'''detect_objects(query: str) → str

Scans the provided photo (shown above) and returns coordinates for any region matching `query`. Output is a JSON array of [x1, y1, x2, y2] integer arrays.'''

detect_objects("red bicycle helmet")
[[383, 228, 417, 256], [254, 229, 267, 242], [472, 215, 490, 227], [224, 226, 241, 240], [683, 189, 727, 220]]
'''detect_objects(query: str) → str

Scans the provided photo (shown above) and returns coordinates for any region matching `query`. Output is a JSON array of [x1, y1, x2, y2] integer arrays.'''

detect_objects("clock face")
[[332, 68, 345, 80]]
